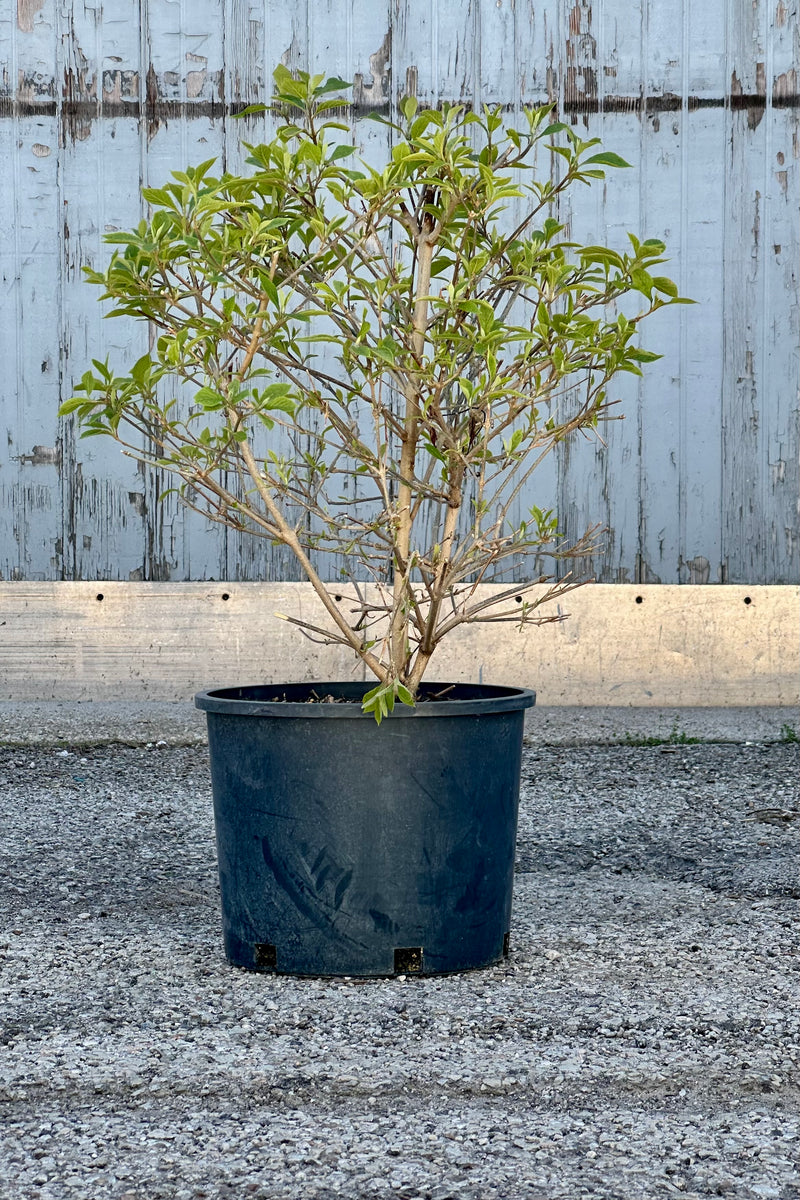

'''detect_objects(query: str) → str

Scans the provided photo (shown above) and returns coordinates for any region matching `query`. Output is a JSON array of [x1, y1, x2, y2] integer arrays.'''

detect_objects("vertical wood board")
[[0, 0, 796, 585]]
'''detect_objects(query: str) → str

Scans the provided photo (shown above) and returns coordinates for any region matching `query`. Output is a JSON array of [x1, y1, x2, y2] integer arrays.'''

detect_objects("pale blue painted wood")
[[59, 119, 153, 584], [680, 109, 726, 584], [0, 0, 796, 585]]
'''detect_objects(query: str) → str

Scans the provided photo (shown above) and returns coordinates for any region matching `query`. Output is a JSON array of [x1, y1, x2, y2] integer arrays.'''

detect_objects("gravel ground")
[[1, 712, 798, 1199], [0, 701, 796, 748]]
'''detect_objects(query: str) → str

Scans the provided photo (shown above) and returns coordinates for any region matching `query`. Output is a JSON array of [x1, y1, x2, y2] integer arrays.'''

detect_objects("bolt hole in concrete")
[[221, 592, 230, 601], [635, 595, 643, 603], [96, 593, 104, 601], [744, 596, 752, 605]]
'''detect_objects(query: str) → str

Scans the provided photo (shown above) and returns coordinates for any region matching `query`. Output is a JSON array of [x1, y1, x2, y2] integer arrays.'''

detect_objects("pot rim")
[[195, 681, 535, 719]]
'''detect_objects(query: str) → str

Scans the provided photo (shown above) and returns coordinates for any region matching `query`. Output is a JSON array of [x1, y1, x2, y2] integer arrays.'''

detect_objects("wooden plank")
[[589, 0, 643, 103], [759, 104, 799, 582], [393, 0, 478, 108], [636, 113, 684, 585], [140, 111, 231, 582], [140, 0, 229, 580], [514, 0, 556, 102], [478, 0, 519, 107], [59, 1, 155, 582], [721, 106, 768, 583], [720, 0, 799, 586], [727, 0, 767, 101], [0, 0, 797, 587], [554, 107, 646, 584], [6, 113, 62, 581], [7, 0, 54, 106], [684, 0, 727, 101], [679, 108, 725, 583], [58, 113, 153, 582]]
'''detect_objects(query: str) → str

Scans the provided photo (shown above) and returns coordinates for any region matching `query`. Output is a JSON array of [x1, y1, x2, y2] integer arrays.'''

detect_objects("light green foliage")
[[61, 68, 688, 714], [361, 679, 416, 725]]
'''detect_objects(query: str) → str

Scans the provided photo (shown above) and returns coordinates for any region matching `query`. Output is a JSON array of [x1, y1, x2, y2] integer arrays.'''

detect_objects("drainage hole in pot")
[[254, 943, 277, 971], [503, 932, 510, 957], [394, 947, 423, 974]]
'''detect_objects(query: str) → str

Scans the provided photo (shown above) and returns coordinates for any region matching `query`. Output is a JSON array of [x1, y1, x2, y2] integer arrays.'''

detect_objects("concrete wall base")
[[1, 582, 797, 705]]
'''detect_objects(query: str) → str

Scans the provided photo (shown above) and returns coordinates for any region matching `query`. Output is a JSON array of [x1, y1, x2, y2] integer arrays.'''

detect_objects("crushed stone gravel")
[[0, 701, 796, 749], [0, 723, 798, 1199]]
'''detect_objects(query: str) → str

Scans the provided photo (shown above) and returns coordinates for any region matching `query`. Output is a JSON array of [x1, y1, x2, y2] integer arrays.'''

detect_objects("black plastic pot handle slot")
[[394, 947, 423, 974], [254, 943, 278, 971]]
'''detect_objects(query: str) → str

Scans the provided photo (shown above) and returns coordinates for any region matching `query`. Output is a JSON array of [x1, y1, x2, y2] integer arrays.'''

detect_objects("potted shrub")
[[61, 68, 685, 976]]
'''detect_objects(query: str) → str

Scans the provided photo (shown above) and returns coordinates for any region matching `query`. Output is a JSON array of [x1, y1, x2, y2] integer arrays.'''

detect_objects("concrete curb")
[[2, 582, 798, 706]]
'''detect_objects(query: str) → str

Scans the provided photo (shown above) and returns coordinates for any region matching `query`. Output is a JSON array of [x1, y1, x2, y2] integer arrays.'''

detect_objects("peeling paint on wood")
[[17, 0, 45, 35], [0, 1, 797, 585]]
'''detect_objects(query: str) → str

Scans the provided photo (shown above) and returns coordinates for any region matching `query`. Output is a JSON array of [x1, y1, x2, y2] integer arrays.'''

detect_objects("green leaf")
[[261, 382, 293, 400], [232, 103, 268, 119], [195, 386, 226, 411], [80, 426, 114, 438], [58, 396, 89, 416], [503, 428, 525, 454], [273, 64, 301, 94], [410, 109, 443, 138], [130, 354, 153, 386], [361, 682, 391, 724], [652, 276, 678, 298], [141, 187, 174, 207], [579, 245, 624, 269], [399, 95, 419, 121], [352, 341, 400, 367], [262, 276, 280, 308], [429, 256, 455, 278], [261, 391, 296, 416], [583, 152, 632, 169], [630, 268, 654, 295], [316, 76, 352, 95]]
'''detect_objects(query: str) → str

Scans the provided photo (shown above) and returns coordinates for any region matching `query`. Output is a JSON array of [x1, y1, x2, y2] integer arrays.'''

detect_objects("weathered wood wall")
[[1, 0, 798, 585]]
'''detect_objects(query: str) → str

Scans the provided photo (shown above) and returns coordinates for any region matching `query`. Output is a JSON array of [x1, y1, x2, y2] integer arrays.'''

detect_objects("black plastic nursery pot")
[[195, 681, 535, 977]]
